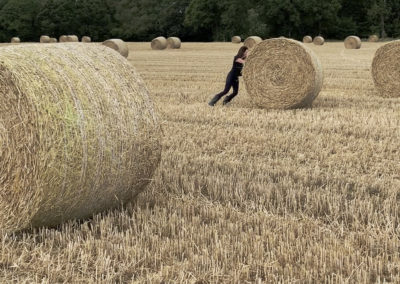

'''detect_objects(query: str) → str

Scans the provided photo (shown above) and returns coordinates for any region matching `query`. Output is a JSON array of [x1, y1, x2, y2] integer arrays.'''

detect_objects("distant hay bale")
[[40, 35, 51, 43], [151, 37, 167, 50], [243, 38, 323, 109], [11, 37, 20, 43], [59, 35, 68, 42], [303, 36, 312, 43], [244, 36, 262, 48], [371, 40, 400, 98], [66, 35, 79, 42], [82, 36, 91, 43], [313, 36, 325, 45], [102, 39, 129, 58], [167, 37, 181, 49], [50, 37, 58, 43], [0, 43, 161, 232], [368, 35, 379, 42], [344, 36, 361, 49], [232, 36, 241, 43]]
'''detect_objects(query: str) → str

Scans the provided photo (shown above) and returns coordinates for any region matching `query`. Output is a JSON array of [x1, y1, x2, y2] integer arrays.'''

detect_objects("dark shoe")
[[208, 101, 215, 106]]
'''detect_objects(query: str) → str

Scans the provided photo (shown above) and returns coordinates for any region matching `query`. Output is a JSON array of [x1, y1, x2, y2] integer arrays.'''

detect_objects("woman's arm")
[[235, 58, 246, 64]]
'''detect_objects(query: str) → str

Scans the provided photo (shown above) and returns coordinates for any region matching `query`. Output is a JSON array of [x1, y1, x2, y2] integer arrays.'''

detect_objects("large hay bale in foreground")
[[102, 39, 129, 58], [303, 36, 312, 43], [368, 35, 379, 42], [371, 40, 400, 98], [167, 37, 181, 49], [40, 35, 51, 43], [244, 36, 262, 48], [59, 35, 68, 42], [82, 36, 91, 43], [151, 37, 167, 50], [313, 36, 325, 45], [232, 36, 241, 43], [50, 37, 58, 43], [344, 36, 361, 49], [11, 37, 20, 43], [66, 35, 79, 42], [243, 38, 323, 109], [0, 43, 161, 232]]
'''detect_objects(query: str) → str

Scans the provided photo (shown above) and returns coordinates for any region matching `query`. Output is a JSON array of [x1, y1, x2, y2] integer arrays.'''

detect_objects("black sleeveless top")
[[231, 55, 243, 77]]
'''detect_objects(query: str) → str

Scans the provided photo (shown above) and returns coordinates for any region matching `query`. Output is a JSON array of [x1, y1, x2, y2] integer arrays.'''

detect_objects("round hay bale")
[[303, 36, 312, 43], [151, 37, 167, 50], [102, 39, 129, 58], [50, 37, 58, 43], [344, 36, 361, 49], [232, 36, 241, 43], [368, 35, 379, 42], [82, 36, 91, 43], [40, 35, 51, 43], [243, 38, 323, 109], [244, 36, 262, 48], [371, 40, 400, 98], [66, 35, 79, 42], [59, 35, 68, 42], [11, 37, 20, 43], [0, 43, 161, 232], [167, 37, 181, 49], [313, 36, 325, 45]]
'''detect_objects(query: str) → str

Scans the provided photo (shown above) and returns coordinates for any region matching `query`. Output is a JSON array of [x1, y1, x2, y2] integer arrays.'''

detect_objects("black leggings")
[[209, 71, 239, 105]]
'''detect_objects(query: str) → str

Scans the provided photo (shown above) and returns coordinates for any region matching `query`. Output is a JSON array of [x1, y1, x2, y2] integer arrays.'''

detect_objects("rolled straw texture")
[[50, 37, 58, 43], [0, 43, 161, 232], [371, 40, 400, 98], [66, 35, 79, 42], [151, 37, 167, 50], [368, 35, 379, 42], [344, 36, 361, 49], [40, 35, 51, 43], [303, 36, 312, 43], [11, 37, 20, 43], [313, 36, 325, 45], [102, 39, 129, 58], [59, 35, 68, 42], [243, 38, 323, 109], [167, 37, 181, 49], [232, 36, 241, 43], [82, 36, 91, 43], [244, 36, 262, 48]]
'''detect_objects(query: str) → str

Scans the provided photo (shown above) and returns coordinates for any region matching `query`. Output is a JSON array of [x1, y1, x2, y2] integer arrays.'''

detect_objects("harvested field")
[[1, 42, 399, 283]]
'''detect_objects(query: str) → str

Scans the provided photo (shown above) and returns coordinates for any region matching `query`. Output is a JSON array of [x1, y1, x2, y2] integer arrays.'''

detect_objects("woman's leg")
[[223, 77, 239, 105], [208, 72, 233, 106]]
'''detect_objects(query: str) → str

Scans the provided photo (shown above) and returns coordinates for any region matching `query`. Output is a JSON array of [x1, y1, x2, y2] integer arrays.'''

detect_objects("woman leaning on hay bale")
[[208, 46, 249, 106]]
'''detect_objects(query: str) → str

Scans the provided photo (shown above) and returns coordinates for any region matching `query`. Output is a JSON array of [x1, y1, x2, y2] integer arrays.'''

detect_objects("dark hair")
[[237, 46, 248, 59]]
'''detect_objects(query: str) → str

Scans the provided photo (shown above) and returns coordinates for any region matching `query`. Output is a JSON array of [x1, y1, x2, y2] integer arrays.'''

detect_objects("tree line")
[[0, 0, 399, 42]]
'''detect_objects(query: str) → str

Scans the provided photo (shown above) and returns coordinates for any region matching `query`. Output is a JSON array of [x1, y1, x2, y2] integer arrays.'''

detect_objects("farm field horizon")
[[1, 41, 400, 282]]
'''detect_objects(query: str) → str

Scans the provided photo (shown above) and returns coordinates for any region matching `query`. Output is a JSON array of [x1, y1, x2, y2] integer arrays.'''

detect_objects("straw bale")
[[0, 43, 161, 232], [232, 36, 241, 43], [59, 35, 68, 42], [40, 35, 51, 43], [313, 36, 325, 45], [371, 40, 400, 98], [243, 38, 323, 109], [102, 39, 129, 58], [368, 35, 379, 42], [11, 37, 20, 43], [167, 37, 181, 49], [344, 36, 361, 49], [151, 37, 167, 50], [303, 36, 312, 43], [244, 36, 262, 48], [50, 37, 58, 43], [66, 35, 79, 42], [82, 36, 91, 43]]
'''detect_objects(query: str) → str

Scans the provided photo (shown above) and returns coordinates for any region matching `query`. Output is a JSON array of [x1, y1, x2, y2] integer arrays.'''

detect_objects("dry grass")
[[1, 42, 399, 283]]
